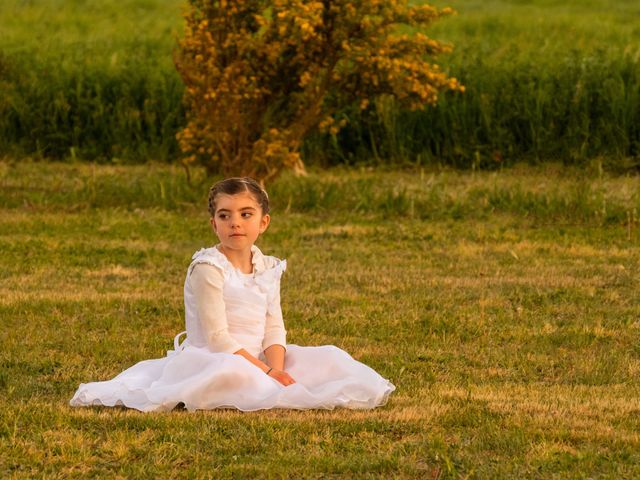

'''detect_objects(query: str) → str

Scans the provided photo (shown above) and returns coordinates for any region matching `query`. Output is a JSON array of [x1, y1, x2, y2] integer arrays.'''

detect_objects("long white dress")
[[70, 246, 396, 412]]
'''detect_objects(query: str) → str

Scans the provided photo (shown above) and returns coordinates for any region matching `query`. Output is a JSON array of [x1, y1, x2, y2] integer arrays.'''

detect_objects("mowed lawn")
[[1, 161, 639, 478]]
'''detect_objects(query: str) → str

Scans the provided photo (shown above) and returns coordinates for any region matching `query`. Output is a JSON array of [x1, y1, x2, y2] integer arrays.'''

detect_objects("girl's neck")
[[218, 244, 253, 274]]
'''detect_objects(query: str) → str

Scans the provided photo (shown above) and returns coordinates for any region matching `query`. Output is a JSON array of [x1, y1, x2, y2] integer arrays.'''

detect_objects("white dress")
[[70, 246, 396, 412]]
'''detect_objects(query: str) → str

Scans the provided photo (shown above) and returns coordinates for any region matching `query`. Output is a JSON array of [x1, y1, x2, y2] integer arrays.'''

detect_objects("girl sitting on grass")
[[70, 177, 395, 412]]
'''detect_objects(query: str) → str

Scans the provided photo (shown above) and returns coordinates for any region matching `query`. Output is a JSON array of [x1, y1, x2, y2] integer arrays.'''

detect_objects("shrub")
[[174, 0, 463, 182]]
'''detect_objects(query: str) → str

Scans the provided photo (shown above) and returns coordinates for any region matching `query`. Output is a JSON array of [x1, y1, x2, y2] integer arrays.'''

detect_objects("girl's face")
[[210, 190, 270, 252]]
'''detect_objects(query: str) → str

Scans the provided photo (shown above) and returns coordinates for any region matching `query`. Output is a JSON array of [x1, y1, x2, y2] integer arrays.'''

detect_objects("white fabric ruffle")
[[70, 343, 395, 412]]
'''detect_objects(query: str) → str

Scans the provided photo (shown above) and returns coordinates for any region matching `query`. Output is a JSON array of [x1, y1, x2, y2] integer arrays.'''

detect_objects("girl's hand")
[[267, 369, 296, 387]]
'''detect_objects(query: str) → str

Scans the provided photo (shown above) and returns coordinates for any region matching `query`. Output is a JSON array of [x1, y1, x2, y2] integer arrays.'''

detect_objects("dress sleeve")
[[262, 279, 287, 352], [189, 263, 243, 354]]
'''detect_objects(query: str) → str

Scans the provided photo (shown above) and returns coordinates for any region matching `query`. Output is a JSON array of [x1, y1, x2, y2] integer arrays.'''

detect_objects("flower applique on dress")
[[70, 245, 396, 412]]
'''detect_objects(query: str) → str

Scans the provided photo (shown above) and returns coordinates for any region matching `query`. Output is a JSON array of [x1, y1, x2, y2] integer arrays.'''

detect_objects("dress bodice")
[[183, 245, 286, 357]]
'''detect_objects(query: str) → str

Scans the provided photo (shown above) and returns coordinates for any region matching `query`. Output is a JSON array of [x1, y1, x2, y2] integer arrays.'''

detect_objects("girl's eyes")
[[217, 212, 253, 219]]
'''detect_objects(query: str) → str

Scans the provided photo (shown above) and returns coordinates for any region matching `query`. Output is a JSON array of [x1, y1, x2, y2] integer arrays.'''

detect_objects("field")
[[2, 2, 640, 476], [1, 161, 640, 477], [1, 0, 639, 166]]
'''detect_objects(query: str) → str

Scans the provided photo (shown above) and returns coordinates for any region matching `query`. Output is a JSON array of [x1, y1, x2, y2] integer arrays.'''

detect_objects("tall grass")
[[0, 0, 184, 161], [1, 0, 640, 167], [318, 0, 640, 168], [1, 160, 638, 229]]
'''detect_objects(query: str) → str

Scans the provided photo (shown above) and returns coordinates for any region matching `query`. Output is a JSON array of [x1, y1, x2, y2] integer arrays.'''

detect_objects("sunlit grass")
[[1, 161, 639, 477], [1, 0, 640, 166]]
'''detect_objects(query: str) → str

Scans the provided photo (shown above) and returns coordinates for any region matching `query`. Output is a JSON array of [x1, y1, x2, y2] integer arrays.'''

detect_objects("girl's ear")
[[259, 214, 271, 233], [210, 216, 217, 232]]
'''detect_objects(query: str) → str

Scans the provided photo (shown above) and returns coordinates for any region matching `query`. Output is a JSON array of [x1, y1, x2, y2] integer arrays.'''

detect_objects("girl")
[[70, 177, 395, 412]]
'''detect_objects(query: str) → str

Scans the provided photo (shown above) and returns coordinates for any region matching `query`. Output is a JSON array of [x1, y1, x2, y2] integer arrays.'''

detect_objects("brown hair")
[[208, 177, 270, 216]]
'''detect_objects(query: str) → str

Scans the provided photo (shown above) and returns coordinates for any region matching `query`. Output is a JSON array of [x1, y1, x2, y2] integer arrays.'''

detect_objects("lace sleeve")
[[262, 267, 287, 352], [189, 263, 243, 354]]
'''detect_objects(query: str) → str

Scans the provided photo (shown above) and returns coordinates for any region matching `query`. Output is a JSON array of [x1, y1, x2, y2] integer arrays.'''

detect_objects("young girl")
[[70, 177, 395, 412]]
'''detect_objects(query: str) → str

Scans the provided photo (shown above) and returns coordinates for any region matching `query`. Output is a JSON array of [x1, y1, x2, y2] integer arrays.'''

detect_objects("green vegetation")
[[1, 161, 639, 477], [371, 0, 640, 168], [0, 0, 184, 161], [325, 0, 640, 168], [1, 0, 640, 167]]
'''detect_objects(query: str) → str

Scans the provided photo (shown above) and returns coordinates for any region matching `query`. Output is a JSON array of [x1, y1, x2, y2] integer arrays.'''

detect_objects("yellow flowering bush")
[[175, 0, 463, 182]]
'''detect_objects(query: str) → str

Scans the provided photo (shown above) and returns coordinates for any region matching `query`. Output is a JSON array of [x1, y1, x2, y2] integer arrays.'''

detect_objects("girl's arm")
[[262, 289, 287, 353], [233, 346, 295, 386], [264, 344, 285, 370], [191, 264, 243, 354], [258, 273, 295, 385]]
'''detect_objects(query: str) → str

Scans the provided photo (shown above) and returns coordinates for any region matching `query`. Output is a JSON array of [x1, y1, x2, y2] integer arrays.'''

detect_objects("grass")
[[1, 161, 640, 477], [1, 0, 640, 166], [0, 0, 184, 161], [327, 0, 640, 168]]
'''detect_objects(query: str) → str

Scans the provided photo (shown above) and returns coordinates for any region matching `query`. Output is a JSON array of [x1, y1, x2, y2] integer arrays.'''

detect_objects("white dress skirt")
[[70, 247, 396, 412]]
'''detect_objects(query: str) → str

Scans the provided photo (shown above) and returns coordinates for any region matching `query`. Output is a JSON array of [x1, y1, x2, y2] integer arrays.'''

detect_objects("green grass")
[[1, 161, 640, 477], [1, 0, 640, 167], [0, 0, 184, 161], [325, 0, 640, 168]]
